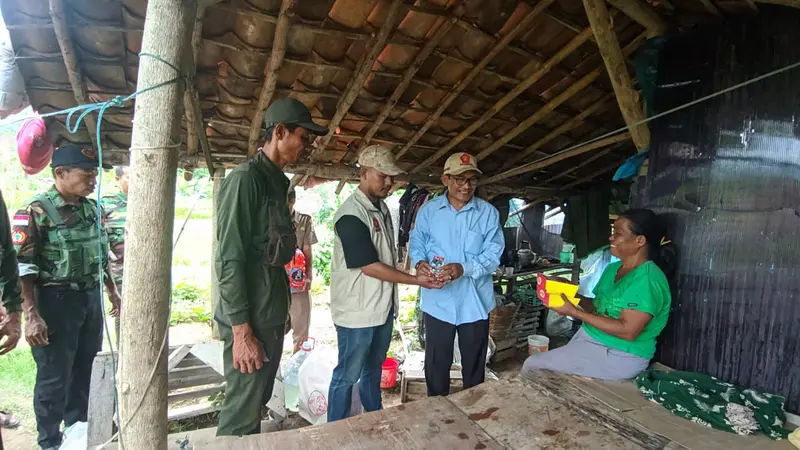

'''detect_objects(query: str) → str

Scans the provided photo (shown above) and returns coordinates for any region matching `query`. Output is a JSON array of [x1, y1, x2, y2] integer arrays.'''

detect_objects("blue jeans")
[[327, 310, 393, 422]]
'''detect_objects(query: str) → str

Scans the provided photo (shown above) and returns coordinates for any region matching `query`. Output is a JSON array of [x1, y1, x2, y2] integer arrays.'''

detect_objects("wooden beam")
[[501, 93, 614, 170], [413, 26, 595, 172], [394, 0, 558, 159], [49, 0, 98, 148], [538, 145, 619, 186], [183, 3, 214, 171], [584, 0, 650, 151], [310, 0, 406, 162], [118, 0, 193, 448], [482, 132, 631, 184], [605, 0, 668, 36], [473, 33, 646, 163], [698, 0, 723, 15], [335, 178, 349, 195], [755, 0, 800, 7], [248, 0, 295, 156], [350, 10, 462, 163], [210, 168, 224, 340], [562, 156, 627, 189]]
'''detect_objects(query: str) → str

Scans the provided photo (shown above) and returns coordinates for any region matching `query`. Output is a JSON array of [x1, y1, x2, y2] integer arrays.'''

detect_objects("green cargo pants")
[[216, 322, 285, 436]]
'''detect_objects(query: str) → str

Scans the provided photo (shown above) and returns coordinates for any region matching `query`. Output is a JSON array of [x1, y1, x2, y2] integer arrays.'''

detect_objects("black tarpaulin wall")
[[632, 6, 800, 413]]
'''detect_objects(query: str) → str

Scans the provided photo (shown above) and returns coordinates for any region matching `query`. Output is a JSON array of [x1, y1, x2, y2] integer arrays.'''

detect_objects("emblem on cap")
[[460, 153, 471, 165], [81, 148, 98, 160]]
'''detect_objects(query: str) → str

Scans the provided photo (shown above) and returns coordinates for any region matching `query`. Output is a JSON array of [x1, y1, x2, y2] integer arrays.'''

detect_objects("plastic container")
[[286, 248, 307, 293], [380, 357, 399, 389], [284, 338, 315, 412], [528, 335, 550, 355]]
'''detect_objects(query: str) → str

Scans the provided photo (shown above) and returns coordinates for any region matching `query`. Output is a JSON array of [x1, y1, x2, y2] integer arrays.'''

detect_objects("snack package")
[[536, 274, 580, 308]]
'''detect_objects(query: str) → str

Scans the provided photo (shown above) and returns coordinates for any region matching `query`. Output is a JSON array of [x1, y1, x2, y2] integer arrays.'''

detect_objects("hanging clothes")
[[636, 368, 791, 440], [561, 187, 611, 259]]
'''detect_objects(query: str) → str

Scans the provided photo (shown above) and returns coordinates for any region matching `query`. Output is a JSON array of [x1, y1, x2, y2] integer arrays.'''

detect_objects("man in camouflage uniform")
[[13, 145, 122, 450], [101, 166, 129, 340]]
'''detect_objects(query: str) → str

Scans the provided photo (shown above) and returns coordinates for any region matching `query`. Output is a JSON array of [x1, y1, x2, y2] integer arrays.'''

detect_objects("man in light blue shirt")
[[409, 152, 504, 396]]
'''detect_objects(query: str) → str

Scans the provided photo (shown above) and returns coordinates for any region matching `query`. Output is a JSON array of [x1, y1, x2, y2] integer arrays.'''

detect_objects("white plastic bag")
[[60, 422, 87, 450], [297, 348, 362, 425]]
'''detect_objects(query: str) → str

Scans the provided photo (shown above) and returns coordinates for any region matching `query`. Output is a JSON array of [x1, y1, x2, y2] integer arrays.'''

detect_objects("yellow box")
[[536, 274, 580, 308]]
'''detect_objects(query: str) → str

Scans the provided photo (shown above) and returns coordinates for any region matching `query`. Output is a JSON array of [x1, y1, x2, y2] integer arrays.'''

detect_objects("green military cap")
[[264, 98, 329, 136]]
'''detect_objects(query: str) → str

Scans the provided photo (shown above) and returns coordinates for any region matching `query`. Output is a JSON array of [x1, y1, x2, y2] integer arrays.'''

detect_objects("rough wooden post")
[[210, 168, 225, 340], [117, 1, 194, 449], [583, 0, 650, 151]]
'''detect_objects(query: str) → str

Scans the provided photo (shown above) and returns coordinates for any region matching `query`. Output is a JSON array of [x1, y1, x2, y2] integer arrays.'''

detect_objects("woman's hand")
[[548, 294, 580, 317]]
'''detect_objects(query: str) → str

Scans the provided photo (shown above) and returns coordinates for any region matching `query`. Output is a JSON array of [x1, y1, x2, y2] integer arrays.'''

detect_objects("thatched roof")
[[1, 0, 761, 197]]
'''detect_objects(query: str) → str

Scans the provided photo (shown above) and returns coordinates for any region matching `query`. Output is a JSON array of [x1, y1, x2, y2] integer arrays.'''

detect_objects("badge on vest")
[[12, 214, 29, 226], [11, 230, 26, 245], [372, 216, 381, 232]]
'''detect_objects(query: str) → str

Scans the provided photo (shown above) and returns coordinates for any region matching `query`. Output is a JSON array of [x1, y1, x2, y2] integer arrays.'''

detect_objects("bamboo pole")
[[394, 0, 558, 159], [49, 0, 98, 149], [350, 11, 461, 163], [605, 0, 668, 36], [414, 26, 594, 172], [562, 156, 627, 189], [117, 0, 193, 448], [310, 0, 406, 162], [584, 0, 650, 151], [472, 32, 646, 163], [482, 132, 631, 184], [501, 93, 614, 170], [248, 0, 295, 156], [183, 2, 214, 171]]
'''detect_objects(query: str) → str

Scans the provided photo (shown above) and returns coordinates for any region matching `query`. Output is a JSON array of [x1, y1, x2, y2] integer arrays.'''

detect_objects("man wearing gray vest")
[[328, 145, 441, 422]]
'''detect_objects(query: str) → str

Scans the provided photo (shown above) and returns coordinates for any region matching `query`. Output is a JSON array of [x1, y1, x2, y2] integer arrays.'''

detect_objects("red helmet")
[[17, 114, 54, 175]]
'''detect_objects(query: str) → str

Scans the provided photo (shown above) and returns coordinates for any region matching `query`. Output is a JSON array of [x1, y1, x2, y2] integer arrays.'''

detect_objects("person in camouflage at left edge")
[[100, 166, 128, 287], [12, 144, 121, 450], [101, 166, 128, 343]]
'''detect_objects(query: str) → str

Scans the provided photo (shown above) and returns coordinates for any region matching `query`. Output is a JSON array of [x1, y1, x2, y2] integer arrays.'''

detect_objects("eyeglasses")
[[450, 175, 479, 187]]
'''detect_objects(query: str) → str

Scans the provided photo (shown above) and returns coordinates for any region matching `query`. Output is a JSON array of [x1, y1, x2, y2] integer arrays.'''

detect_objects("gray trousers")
[[521, 327, 649, 381]]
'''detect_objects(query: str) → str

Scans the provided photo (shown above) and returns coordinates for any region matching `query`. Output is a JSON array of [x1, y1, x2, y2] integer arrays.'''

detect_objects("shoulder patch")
[[11, 230, 26, 245]]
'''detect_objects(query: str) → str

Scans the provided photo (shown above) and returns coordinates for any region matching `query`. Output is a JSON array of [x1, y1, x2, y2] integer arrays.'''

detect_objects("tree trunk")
[[210, 168, 225, 340], [117, 1, 194, 449]]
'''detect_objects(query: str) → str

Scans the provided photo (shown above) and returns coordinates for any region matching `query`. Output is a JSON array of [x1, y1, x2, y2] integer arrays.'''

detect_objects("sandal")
[[0, 410, 20, 429]]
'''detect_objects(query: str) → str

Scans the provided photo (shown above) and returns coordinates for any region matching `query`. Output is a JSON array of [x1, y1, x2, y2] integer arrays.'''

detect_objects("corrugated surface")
[[633, 5, 800, 413], [0, 0, 718, 190]]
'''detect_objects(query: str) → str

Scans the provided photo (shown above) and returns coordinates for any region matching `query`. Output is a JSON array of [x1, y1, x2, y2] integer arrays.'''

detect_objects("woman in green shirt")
[[522, 209, 674, 380]]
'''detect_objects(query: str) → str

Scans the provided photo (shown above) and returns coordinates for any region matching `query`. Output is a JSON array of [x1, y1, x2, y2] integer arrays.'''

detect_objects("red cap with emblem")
[[16, 113, 54, 175]]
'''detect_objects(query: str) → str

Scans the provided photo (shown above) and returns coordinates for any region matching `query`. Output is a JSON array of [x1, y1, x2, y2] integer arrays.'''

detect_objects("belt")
[[40, 281, 100, 291]]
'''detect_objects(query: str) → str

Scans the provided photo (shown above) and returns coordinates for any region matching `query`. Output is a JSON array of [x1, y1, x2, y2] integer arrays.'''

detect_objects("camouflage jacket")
[[12, 186, 110, 288], [100, 192, 127, 285], [0, 189, 22, 313]]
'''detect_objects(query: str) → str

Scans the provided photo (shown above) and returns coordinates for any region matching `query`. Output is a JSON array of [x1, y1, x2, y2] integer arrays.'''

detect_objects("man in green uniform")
[[214, 98, 328, 436], [12, 145, 121, 450], [0, 188, 23, 450], [101, 166, 129, 340], [0, 188, 22, 355]]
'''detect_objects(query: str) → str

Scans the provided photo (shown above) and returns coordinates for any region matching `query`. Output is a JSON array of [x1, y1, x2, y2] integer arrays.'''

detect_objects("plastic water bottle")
[[283, 338, 314, 412]]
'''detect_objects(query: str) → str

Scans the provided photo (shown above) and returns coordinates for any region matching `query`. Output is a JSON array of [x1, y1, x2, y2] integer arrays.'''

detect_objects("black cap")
[[263, 98, 329, 136], [50, 144, 112, 170]]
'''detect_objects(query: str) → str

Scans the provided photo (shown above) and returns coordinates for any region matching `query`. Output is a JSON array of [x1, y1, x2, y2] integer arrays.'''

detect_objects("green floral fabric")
[[636, 368, 790, 440]]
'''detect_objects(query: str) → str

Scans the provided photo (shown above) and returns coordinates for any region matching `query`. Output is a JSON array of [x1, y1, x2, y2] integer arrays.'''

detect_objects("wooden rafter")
[[248, 0, 296, 156], [562, 156, 629, 189], [699, 0, 723, 16], [472, 32, 646, 163], [345, 8, 464, 164], [584, 0, 650, 151], [394, 0, 559, 159], [482, 132, 631, 185], [183, 2, 215, 171], [500, 93, 614, 170], [538, 144, 622, 186], [605, 0, 668, 36], [309, 0, 406, 162], [413, 26, 595, 172], [49, 0, 97, 148]]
